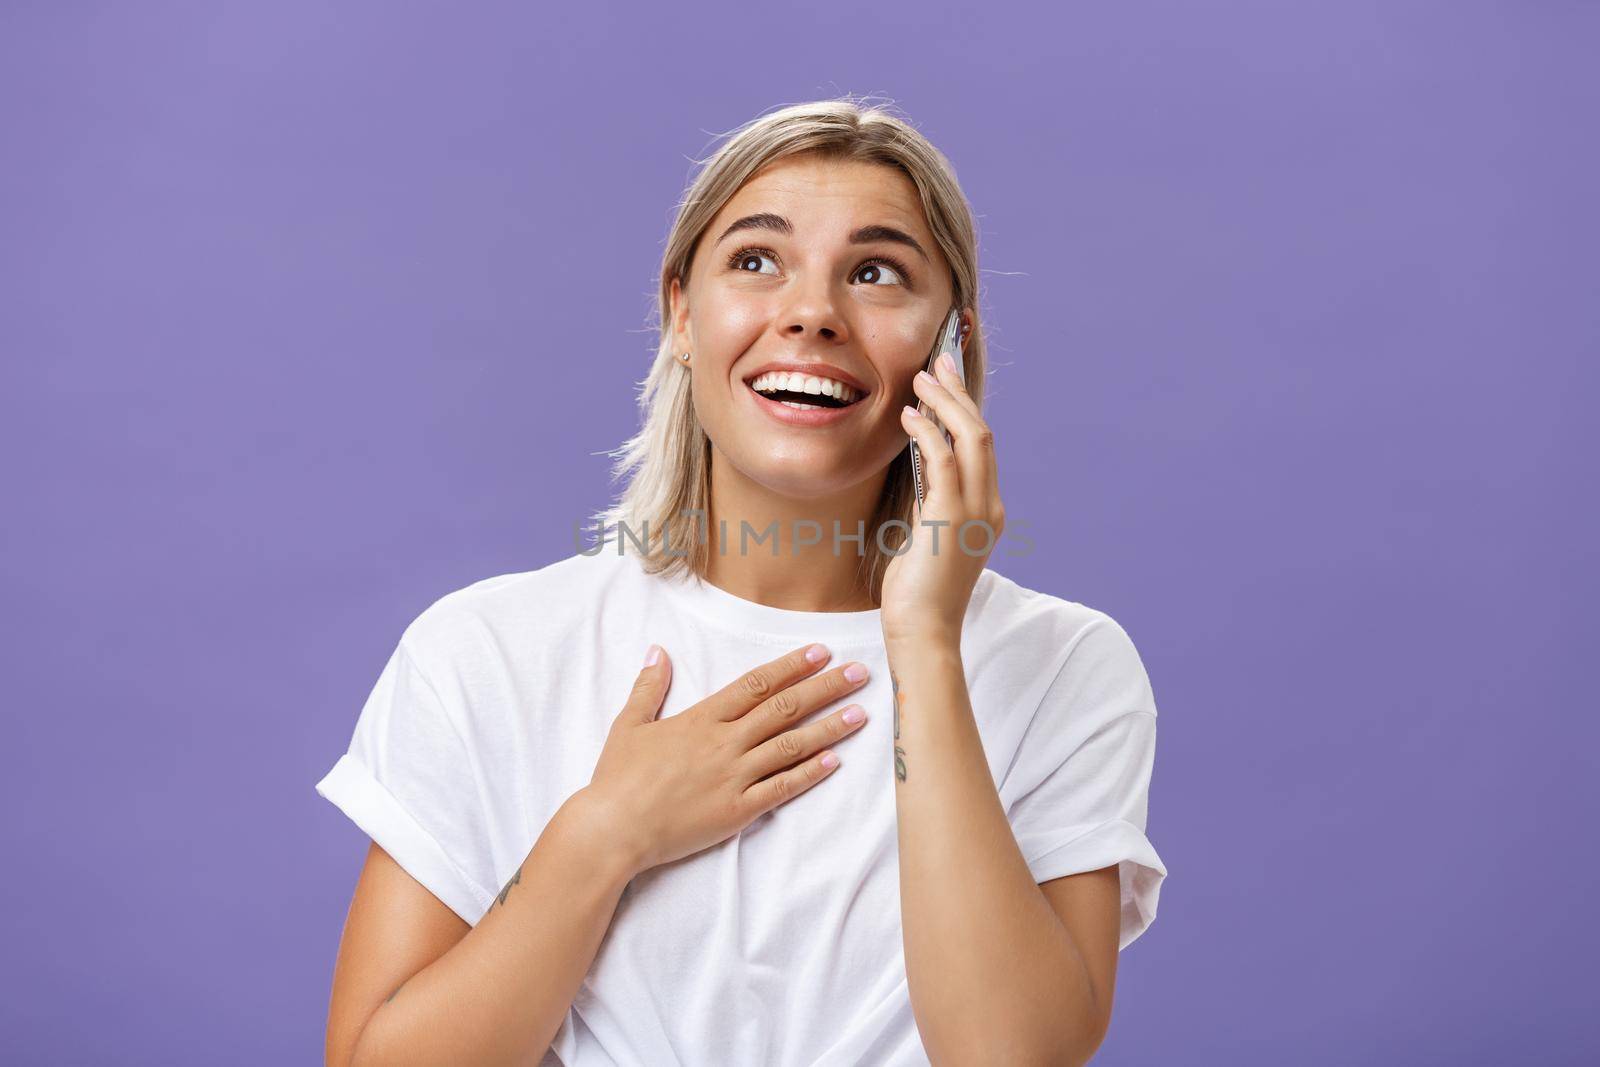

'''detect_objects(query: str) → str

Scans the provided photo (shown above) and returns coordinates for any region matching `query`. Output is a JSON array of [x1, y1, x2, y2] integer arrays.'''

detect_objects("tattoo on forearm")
[[892, 670, 907, 783], [496, 865, 523, 908], [385, 979, 407, 1003]]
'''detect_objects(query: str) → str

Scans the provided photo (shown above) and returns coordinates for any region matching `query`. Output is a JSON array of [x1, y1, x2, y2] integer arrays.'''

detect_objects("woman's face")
[[670, 153, 964, 502]]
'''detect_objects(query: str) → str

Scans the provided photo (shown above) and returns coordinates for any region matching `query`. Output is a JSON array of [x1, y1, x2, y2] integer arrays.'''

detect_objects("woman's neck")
[[702, 447, 884, 613]]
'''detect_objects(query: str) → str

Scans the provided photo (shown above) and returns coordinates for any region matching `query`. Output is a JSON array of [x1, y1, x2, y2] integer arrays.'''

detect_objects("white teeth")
[[749, 371, 860, 404]]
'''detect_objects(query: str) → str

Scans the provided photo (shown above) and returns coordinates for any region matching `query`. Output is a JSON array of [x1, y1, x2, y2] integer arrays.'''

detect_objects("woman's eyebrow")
[[713, 213, 929, 263]]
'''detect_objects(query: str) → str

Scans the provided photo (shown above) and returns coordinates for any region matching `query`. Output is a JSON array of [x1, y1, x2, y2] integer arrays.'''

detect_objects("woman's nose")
[[779, 284, 847, 344]]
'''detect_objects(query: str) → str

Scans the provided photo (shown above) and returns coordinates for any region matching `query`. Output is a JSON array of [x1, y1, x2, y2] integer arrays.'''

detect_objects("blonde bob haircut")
[[597, 96, 985, 604]]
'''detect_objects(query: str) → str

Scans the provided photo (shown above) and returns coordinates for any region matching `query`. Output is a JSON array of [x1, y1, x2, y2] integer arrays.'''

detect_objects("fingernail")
[[643, 644, 661, 667], [917, 369, 935, 384], [844, 662, 869, 683], [842, 705, 865, 725], [820, 751, 839, 769], [939, 351, 958, 375], [806, 643, 829, 663], [902, 404, 922, 419]]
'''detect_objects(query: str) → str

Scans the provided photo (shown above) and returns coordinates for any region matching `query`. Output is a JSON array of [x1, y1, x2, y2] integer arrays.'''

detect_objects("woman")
[[316, 98, 1167, 1067]]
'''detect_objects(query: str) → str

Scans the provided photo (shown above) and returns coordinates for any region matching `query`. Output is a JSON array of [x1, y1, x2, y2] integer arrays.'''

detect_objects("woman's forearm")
[[888, 637, 1103, 1066], [349, 789, 642, 1067]]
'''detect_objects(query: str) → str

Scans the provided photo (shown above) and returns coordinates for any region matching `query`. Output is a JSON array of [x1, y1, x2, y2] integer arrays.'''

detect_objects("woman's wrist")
[[561, 786, 652, 883], [882, 625, 964, 663]]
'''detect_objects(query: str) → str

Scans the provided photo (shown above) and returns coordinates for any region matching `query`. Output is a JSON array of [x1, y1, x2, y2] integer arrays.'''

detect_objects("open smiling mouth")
[[746, 371, 867, 410]]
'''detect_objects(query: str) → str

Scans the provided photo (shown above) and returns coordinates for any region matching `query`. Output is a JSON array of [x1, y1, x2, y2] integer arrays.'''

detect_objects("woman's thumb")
[[619, 644, 671, 726]]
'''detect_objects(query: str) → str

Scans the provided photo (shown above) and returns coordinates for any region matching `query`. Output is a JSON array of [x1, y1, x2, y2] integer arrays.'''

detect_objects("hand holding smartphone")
[[909, 308, 967, 507]]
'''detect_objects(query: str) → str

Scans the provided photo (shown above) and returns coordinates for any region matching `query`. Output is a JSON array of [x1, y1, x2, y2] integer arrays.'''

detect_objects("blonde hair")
[[596, 96, 985, 603]]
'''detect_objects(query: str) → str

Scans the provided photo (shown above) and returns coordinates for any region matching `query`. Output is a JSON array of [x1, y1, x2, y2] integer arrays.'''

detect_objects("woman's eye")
[[726, 247, 910, 287], [854, 260, 906, 286], [731, 250, 779, 275]]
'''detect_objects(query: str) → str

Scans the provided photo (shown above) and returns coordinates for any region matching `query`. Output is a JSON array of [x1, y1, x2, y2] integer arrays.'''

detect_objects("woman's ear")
[[668, 276, 691, 351]]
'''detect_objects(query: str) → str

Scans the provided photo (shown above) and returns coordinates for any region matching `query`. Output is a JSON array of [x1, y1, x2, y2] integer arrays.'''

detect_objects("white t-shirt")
[[315, 547, 1166, 1067]]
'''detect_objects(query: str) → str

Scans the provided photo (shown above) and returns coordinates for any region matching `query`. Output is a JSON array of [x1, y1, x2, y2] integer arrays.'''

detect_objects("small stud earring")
[[680, 351, 691, 363]]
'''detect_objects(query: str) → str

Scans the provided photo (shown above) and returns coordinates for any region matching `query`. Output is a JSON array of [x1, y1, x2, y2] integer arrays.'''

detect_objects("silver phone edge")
[[910, 308, 966, 506]]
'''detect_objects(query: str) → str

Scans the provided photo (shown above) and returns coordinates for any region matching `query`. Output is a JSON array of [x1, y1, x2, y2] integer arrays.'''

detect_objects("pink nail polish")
[[843, 663, 869, 683], [939, 351, 958, 375], [805, 643, 829, 664], [643, 644, 661, 667], [902, 404, 921, 419], [820, 751, 839, 769], [842, 705, 865, 724]]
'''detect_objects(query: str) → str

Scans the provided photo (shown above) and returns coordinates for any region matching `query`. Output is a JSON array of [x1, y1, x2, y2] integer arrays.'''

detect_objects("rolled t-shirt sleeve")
[[315, 634, 499, 926], [1004, 615, 1168, 950]]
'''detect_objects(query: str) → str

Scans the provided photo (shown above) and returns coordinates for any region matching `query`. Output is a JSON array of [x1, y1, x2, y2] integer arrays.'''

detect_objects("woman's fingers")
[[901, 402, 958, 503], [735, 659, 871, 748], [617, 644, 673, 727], [706, 643, 831, 723], [740, 745, 845, 821], [743, 701, 867, 782], [935, 349, 982, 420], [911, 367, 1000, 517]]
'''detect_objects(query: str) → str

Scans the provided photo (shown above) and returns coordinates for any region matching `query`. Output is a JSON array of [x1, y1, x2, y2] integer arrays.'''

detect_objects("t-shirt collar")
[[643, 555, 886, 646]]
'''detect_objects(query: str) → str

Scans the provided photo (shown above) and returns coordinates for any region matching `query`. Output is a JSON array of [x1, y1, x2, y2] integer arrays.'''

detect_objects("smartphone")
[[909, 308, 967, 507]]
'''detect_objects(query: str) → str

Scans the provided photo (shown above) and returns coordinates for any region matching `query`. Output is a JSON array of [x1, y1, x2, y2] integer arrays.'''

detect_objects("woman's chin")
[[725, 451, 883, 504]]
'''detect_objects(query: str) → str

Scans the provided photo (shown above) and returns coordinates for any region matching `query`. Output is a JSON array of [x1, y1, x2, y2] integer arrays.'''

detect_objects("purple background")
[[4, 3, 1594, 1063]]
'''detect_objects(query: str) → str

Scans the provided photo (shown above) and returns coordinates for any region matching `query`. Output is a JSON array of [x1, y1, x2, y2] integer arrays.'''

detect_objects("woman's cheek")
[[883, 313, 943, 376], [697, 292, 768, 353], [720, 299, 769, 335], [890, 314, 929, 347]]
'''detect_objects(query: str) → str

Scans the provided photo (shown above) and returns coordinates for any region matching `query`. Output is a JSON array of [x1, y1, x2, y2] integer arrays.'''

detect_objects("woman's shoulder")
[[967, 567, 1147, 678], [964, 569, 1157, 727], [395, 550, 632, 666], [970, 566, 1107, 638]]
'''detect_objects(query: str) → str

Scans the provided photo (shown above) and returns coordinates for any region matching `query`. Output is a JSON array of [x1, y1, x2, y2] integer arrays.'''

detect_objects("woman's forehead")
[[719, 156, 928, 234]]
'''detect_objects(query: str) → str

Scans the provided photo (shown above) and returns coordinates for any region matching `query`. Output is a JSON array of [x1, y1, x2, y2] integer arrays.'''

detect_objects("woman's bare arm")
[[325, 789, 643, 1067]]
